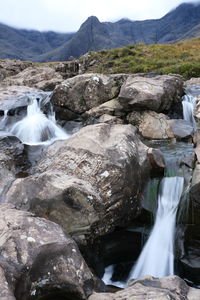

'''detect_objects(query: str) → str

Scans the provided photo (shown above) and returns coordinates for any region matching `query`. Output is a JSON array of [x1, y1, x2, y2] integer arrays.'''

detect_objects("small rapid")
[[1, 92, 69, 146]]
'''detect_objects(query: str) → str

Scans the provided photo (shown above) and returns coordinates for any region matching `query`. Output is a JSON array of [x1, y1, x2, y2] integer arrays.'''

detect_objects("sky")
[[0, 0, 199, 33]]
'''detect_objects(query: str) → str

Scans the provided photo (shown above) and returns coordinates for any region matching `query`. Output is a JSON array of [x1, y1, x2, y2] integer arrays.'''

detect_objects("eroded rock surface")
[[0, 204, 102, 300], [88, 275, 200, 300], [127, 110, 174, 139], [2, 66, 63, 91], [0, 132, 28, 199], [5, 123, 151, 240], [51, 73, 127, 117], [118, 74, 184, 113]]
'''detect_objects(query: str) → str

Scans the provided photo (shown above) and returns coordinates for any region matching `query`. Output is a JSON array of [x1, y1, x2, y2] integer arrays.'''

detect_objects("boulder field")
[[0, 60, 200, 299]]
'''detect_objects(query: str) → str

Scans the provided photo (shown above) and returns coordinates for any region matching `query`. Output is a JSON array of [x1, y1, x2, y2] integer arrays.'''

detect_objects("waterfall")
[[10, 94, 69, 145], [182, 87, 197, 130], [128, 176, 184, 280], [0, 110, 8, 129]]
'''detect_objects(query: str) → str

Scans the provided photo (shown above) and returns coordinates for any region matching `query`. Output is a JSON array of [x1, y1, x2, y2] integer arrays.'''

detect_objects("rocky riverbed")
[[0, 59, 200, 299]]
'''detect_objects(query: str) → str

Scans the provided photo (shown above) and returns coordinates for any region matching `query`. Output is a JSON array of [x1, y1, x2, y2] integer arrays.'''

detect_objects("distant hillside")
[[78, 38, 200, 79], [1, 2, 200, 62], [0, 23, 74, 60]]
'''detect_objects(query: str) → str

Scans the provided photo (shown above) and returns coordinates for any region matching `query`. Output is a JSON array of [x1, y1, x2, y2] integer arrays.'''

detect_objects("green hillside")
[[80, 38, 200, 79]]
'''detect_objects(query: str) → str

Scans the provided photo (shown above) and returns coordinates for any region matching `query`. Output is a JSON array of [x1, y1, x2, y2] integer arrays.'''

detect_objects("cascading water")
[[128, 176, 184, 280], [182, 86, 200, 131], [9, 93, 69, 145], [0, 110, 8, 129]]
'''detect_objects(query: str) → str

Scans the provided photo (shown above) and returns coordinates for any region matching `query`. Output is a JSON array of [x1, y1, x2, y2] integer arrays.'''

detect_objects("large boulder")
[[118, 74, 184, 113], [0, 204, 102, 300], [2, 66, 63, 91], [88, 275, 200, 300], [127, 110, 174, 140], [5, 123, 152, 240], [51, 73, 127, 117]]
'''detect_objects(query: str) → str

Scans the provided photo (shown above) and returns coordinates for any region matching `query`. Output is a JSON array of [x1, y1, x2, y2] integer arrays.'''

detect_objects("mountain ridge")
[[1, 2, 200, 62]]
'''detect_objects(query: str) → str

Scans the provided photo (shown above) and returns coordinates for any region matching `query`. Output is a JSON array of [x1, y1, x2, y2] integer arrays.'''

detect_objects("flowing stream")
[[9, 93, 69, 145], [128, 176, 184, 279], [182, 86, 198, 130], [102, 86, 199, 288]]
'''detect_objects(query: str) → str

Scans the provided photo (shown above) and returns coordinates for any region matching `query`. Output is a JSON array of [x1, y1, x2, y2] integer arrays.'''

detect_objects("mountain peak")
[[82, 16, 100, 27]]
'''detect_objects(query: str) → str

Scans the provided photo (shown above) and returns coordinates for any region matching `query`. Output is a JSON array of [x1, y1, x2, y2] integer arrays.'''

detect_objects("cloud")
[[0, 0, 199, 32]]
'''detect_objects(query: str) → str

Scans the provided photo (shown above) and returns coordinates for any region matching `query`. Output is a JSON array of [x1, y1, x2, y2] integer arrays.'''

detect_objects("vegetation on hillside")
[[81, 38, 200, 79]]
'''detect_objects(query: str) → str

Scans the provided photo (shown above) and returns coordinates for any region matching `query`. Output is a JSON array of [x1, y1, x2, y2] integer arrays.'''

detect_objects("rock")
[[88, 275, 200, 300], [5, 124, 151, 240], [0, 204, 102, 300], [2, 66, 63, 91], [190, 163, 200, 207], [97, 114, 124, 124], [0, 85, 41, 111], [185, 77, 200, 87], [127, 110, 174, 140], [167, 119, 194, 140], [0, 132, 28, 200], [51, 73, 127, 115], [118, 74, 184, 113], [0, 59, 33, 82], [147, 148, 165, 172], [85, 99, 125, 119], [178, 225, 200, 286]]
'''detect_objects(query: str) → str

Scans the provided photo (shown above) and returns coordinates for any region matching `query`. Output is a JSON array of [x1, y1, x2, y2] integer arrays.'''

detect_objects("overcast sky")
[[0, 0, 199, 32]]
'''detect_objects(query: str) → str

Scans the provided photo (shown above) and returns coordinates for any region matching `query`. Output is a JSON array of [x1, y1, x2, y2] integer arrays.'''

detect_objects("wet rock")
[[178, 225, 200, 286], [190, 164, 200, 207], [127, 110, 174, 140], [0, 204, 102, 300], [168, 119, 194, 140], [118, 74, 184, 114], [5, 124, 151, 240], [51, 73, 127, 115], [147, 148, 165, 172], [0, 85, 41, 111], [2, 66, 63, 91], [0, 132, 28, 199], [88, 275, 200, 300]]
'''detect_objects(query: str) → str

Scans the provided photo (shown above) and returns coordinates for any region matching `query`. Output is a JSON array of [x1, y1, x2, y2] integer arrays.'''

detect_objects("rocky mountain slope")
[[1, 2, 200, 62]]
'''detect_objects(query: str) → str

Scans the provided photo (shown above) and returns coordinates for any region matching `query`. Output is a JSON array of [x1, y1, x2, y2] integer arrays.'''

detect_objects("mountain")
[[0, 23, 74, 60], [1, 2, 200, 62]]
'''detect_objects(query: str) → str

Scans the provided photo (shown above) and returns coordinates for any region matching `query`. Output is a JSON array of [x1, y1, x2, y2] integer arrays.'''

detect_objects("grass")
[[79, 38, 200, 79]]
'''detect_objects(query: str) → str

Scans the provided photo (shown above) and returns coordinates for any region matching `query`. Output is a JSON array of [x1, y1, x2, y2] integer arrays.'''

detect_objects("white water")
[[102, 265, 126, 288], [10, 95, 69, 145], [182, 89, 196, 130], [128, 176, 184, 280], [0, 110, 8, 129]]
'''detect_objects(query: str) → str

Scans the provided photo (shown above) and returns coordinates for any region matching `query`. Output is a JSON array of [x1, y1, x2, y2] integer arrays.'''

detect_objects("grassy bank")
[[80, 38, 200, 79]]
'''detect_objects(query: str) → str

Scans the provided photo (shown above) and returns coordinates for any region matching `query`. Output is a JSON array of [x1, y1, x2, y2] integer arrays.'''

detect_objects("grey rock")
[[127, 110, 174, 140], [168, 119, 194, 140], [51, 73, 127, 115], [2, 66, 63, 91], [0, 204, 102, 300], [5, 123, 151, 240], [119, 75, 183, 113], [88, 275, 200, 300]]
